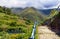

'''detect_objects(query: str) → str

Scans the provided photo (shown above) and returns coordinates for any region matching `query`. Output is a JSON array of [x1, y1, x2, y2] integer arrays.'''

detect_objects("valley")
[[0, 6, 60, 39]]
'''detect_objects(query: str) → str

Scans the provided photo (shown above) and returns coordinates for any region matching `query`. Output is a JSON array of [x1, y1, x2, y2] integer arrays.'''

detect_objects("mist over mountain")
[[11, 7, 60, 15], [11, 7, 23, 14], [38, 9, 51, 15]]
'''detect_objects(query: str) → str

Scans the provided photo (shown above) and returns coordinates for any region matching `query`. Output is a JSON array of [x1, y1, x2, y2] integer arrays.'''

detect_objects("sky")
[[0, 0, 60, 9]]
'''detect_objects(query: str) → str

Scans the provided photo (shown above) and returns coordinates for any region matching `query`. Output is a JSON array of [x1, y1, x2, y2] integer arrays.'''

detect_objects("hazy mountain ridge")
[[11, 8, 23, 14], [11, 7, 60, 15]]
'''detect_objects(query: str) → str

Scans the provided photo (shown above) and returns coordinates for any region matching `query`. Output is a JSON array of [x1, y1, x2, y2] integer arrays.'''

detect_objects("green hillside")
[[0, 6, 34, 39], [0, 6, 48, 39], [19, 7, 46, 24], [47, 9, 59, 19]]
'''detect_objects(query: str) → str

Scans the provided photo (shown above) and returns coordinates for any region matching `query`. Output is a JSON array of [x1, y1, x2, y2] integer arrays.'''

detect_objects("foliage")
[[35, 26, 38, 39], [47, 9, 58, 19], [0, 6, 34, 39], [0, 6, 11, 15]]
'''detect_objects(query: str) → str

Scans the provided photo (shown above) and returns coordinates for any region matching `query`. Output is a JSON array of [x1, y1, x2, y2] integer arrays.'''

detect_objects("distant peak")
[[24, 7, 36, 10]]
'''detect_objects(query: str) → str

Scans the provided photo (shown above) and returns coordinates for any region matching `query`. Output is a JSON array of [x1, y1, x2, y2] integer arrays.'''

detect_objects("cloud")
[[0, 0, 29, 8], [0, 0, 59, 9], [37, 0, 59, 9]]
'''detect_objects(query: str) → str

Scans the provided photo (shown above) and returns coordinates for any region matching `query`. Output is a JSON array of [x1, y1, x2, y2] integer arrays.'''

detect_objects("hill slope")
[[49, 11, 60, 35], [0, 6, 34, 39], [19, 7, 46, 23]]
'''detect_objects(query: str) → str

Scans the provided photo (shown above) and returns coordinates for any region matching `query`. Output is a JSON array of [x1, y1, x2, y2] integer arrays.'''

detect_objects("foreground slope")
[[0, 6, 34, 39], [37, 9, 60, 39], [43, 9, 60, 36], [49, 11, 60, 35], [38, 25, 60, 39]]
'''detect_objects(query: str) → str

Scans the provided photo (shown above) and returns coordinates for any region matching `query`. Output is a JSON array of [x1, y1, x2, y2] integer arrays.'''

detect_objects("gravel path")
[[38, 25, 60, 39]]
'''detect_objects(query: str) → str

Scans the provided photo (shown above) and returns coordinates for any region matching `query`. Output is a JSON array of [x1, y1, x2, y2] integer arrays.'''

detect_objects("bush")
[[10, 22, 17, 26]]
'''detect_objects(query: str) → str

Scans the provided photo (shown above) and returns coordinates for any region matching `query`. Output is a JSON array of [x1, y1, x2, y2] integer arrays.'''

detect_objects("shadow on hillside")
[[47, 24, 60, 36], [42, 23, 60, 36], [42, 12, 60, 37]]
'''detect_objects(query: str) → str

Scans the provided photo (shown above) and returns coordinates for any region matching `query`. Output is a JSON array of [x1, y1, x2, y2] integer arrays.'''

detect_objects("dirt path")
[[38, 25, 60, 39]]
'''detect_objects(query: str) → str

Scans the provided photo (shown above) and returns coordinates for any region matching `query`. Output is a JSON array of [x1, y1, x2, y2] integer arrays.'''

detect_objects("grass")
[[35, 25, 38, 39], [0, 12, 34, 39]]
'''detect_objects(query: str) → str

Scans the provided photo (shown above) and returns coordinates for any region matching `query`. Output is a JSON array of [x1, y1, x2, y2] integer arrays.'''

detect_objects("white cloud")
[[0, 0, 59, 9]]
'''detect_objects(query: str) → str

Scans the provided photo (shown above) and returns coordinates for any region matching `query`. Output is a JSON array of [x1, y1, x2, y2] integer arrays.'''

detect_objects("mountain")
[[11, 7, 23, 14], [11, 7, 52, 15], [38, 8, 60, 15], [38, 9, 52, 15], [11, 7, 60, 15], [19, 7, 46, 23]]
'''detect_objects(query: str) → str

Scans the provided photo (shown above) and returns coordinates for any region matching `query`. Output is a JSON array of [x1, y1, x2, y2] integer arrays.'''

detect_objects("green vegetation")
[[47, 9, 59, 19], [42, 9, 59, 25], [0, 6, 11, 15], [0, 6, 49, 39], [19, 7, 46, 23], [35, 25, 38, 39], [0, 6, 34, 39]]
